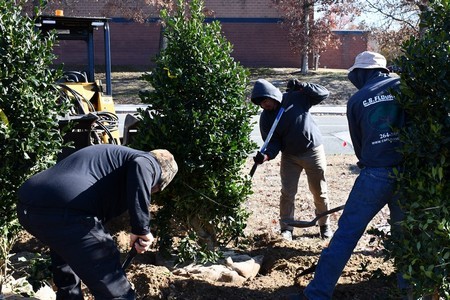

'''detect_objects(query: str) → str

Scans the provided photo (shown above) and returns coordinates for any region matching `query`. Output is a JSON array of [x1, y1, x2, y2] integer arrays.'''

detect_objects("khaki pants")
[[279, 144, 330, 231]]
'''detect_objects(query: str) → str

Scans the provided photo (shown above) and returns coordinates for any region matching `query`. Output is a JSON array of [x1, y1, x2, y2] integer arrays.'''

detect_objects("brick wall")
[[109, 22, 161, 66], [51, 21, 162, 69], [221, 22, 299, 67], [206, 0, 280, 18], [318, 31, 369, 70], [46, 0, 280, 19], [45, 1, 368, 69]]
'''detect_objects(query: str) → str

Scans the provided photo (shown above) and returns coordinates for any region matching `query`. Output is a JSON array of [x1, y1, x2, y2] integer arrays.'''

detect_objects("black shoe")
[[320, 225, 333, 239]]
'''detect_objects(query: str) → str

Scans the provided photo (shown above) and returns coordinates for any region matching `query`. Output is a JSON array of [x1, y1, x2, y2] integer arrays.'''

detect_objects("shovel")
[[250, 105, 286, 177], [122, 247, 138, 271], [296, 263, 317, 277], [281, 205, 345, 228], [250, 103, 294, 178]]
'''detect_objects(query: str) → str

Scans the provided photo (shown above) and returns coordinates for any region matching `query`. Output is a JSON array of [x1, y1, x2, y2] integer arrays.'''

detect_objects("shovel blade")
[[281, 205, 345, 228]]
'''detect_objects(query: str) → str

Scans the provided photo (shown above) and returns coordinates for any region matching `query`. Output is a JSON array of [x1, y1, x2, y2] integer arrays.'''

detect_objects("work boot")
[[281, 230, 293, 241], [320, 225, 333, 239]]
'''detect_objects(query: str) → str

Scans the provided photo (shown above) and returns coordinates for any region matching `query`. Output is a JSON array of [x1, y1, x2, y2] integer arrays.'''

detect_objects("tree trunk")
[[301, 54, 309, 75], [159, 25, 168, 51], [313, 52, 320, 70], [301, 0, 311, 75]]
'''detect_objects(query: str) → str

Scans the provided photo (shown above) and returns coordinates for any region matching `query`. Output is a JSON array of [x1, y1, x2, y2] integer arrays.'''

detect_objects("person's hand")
[[286, 79, 305, 92], [253, 151, 268, 164], [130, 232, 154, 254]]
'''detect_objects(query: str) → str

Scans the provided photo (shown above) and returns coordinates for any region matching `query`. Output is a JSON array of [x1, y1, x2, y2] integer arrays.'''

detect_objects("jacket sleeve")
[[259, 112, 282, 159], [301, 83, 330, 106], [126, 157, 155, 235], [346, 100, 362, 163]]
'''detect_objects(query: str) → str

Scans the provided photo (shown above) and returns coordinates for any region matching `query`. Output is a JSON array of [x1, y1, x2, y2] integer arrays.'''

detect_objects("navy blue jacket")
[[18, 144, 161, 235], [347, 69, 405, 168]]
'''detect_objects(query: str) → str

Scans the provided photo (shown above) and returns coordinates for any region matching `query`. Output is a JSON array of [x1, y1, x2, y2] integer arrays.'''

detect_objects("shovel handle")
[[122, 247, 137, 271], [249, 163, 258, 177], [315, 205, 345, 220], [250, 106, 286, 179]]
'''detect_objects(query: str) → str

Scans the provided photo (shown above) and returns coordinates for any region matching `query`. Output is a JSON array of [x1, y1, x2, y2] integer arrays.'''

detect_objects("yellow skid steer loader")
[[36, 14, 121, 160]]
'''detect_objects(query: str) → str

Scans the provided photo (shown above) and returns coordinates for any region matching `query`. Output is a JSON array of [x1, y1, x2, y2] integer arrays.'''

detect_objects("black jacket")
[[18, 144, 161, 235], [259, 83, 329, 159]]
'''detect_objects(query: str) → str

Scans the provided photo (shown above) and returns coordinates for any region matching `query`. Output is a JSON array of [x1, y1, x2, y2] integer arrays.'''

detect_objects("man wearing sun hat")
[[17, 144, 178, 300], [290, 51, 408, 299]]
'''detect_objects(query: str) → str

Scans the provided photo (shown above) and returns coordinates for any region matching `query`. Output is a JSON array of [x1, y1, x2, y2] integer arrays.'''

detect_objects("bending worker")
[[17, 144, 178, 300], [250, 78, 332, 240]]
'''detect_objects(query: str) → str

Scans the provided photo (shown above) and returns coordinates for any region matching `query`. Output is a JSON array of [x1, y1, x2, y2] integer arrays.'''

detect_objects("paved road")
[[115, 105, 354, 155], [249, 114, 353, 155]]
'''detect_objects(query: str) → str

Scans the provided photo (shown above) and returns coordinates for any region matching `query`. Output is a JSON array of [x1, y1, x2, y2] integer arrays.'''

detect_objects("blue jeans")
[[304, 167, 405, 299]]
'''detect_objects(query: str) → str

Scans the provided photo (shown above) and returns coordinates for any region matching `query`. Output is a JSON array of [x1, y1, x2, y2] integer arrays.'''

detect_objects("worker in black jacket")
[[17, 144, 178, 300], [250, 79, 333, 240]]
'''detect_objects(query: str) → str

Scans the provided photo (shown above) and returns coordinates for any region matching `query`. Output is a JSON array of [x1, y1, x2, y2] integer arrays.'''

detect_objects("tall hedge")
[[0, 0, 64, 278], [387, 0, 450, 297], [133, 0, 257, 262]]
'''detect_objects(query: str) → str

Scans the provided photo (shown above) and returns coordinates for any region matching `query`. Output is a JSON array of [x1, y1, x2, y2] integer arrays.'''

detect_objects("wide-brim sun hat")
[[348, 51, 390, 73], [150, 149, 178, 191]]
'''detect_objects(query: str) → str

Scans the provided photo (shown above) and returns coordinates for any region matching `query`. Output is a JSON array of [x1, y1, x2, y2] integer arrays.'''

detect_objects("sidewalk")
[[310, 106, 346, 114]]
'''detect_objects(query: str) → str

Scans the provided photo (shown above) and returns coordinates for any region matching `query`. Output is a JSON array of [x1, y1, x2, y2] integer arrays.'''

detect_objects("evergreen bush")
[[134, 0, 257, 263], [0, 0, 64, 290], [387, 0, 450, 297]]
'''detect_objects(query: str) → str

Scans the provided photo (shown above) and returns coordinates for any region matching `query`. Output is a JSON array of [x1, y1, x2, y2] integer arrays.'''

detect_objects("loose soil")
[[7, 69, 402, 299]]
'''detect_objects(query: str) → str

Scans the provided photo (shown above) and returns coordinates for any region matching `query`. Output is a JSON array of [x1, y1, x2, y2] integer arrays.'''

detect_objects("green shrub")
[[0, 0, 65, 290], [133, 0, 257, 263], [386, 0, 450, 297]]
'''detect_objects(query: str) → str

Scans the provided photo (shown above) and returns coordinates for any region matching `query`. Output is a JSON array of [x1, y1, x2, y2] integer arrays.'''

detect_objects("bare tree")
[[364, 0, 423, 29], [273, 0, 361, 74], [357, 0, 427, 63]]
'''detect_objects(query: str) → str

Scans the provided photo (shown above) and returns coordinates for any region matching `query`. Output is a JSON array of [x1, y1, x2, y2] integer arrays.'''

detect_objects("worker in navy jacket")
[[18, 144, 178, 300], [303, 51, 407, 299]]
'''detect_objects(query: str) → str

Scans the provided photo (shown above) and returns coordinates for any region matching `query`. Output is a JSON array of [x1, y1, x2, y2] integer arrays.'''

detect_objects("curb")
[[115, 105, 347, 115]]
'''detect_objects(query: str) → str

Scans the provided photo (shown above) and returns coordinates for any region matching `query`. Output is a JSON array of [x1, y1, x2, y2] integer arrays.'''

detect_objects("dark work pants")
[[17, 204, 135, 300]]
